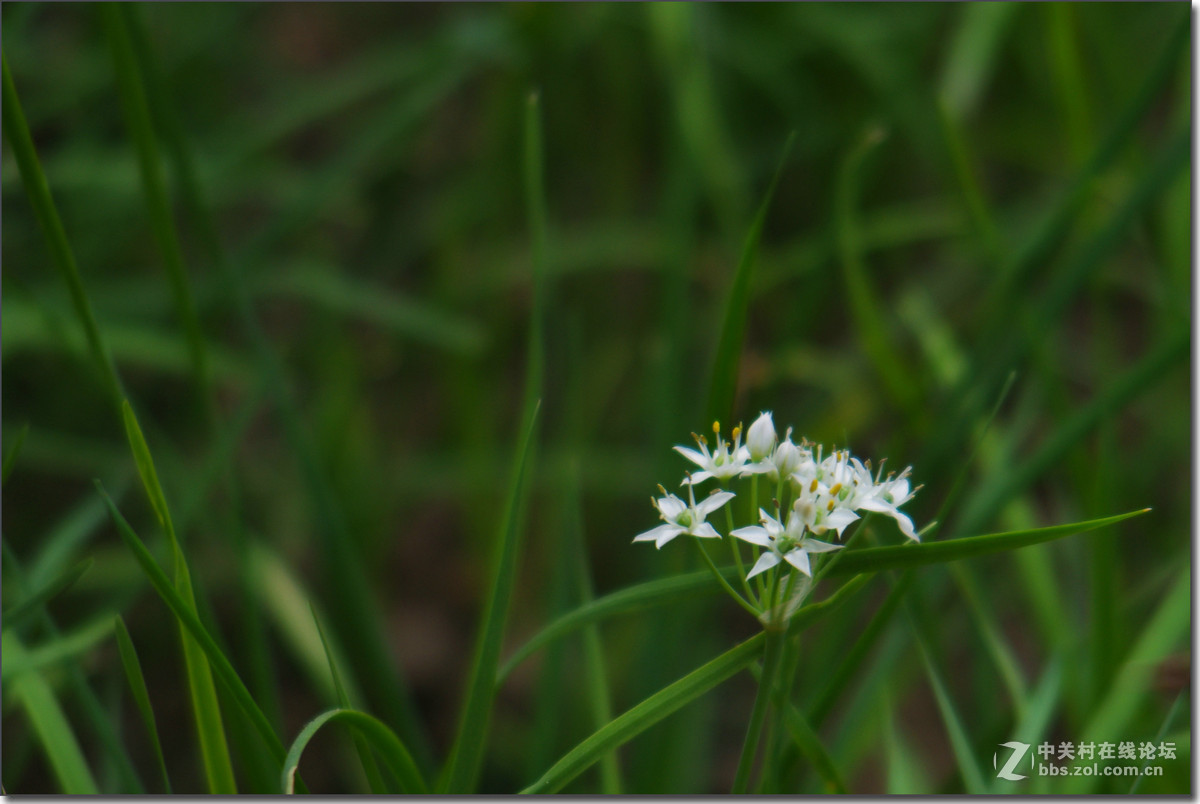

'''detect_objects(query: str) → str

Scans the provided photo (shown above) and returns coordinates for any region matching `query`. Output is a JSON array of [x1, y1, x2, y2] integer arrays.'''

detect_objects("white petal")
[[634, 523, 680, 543], [656, 496, 687, 520], [893, 511, 918, 541], [696, 490, 735, 516], [802, 538, 844, 553], [691, 522, 721, 539], [730, 526, 772, 547], [824, 508, 860, 536], [856, 497, 894, 514], [783, 549, 812, 577], [739, 461, 773, 477], [746, 551, 781, 579], [673, 446, 708, 466], [656, 526, 686, 549], [681, 470, 714, 485], [758, 510, 786, 537]]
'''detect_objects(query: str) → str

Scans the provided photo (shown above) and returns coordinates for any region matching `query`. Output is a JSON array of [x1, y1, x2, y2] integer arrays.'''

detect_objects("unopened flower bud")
[[773, 439, 801, 476], [746, 411, 776, 462]]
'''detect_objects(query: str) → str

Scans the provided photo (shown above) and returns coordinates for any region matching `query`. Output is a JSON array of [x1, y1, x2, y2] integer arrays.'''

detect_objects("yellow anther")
[[712, 421, 721, 435], [827, 500, 835, 512], [809, 478, 818, 493], [731, 426, 742, 441], [829, 483, 842, 496]]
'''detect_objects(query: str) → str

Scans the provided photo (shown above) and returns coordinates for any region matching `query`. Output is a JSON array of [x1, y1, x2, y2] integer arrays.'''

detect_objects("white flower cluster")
[[634, 412, 920, 582]]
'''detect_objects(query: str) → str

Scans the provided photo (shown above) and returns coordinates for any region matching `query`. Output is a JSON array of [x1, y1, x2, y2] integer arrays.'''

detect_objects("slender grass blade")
[[282, 709, 426, 795], [2, 632, 100, 794], [113, 617, 172, 793], [521, 633, 765, 794]]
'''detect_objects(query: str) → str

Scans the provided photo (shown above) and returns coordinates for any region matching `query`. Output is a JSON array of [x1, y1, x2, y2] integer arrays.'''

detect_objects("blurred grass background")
[[2, 2, 1189, 794]]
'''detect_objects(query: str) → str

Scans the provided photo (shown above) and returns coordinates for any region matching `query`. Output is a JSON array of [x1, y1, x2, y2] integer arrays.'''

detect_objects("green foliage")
[[3, 3, 1188, 794], [282, 709, 426, 795]]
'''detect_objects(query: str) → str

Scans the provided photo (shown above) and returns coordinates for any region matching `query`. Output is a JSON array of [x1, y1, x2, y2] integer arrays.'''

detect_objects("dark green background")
[[2, 3, 1189, 794]]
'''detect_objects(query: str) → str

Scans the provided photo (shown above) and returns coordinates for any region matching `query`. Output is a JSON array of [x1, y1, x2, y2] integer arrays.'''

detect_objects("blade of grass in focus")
[[101, 3, 210, 408], [113, 617, 173, 793], [498, 570, 721, 684], [121, 400, 236, 793], [95, 484, 297, 781], [282, 709, 427, 795], [521, 633, 766, 794], [247, 544, 362, 706], [313, 609, 387, 794], [502, 571, 870, 689], [2, 632, 100, 794], [705, 131, 795, 426], [1, 547, 145, 793], [525, 490, 575, 780], [112, 8, 283, 756], [825, 509, 1148, 576], [441, 92, 548, 792], [566, 465, 623, 793], [121, 6, 434, 762], [1, 56, 124, 406], [905, 599, 987, 793]]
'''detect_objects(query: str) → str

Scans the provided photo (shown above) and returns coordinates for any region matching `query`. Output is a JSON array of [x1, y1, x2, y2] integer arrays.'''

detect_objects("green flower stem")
[[766, 566, 779, 616], [694, 540, 760, 619], [757, 633, 801, 793], [732, 627, 785, 793], [777, 569, 800, 624], [724, 504, 757, 606], [750, 474, 759, 525]]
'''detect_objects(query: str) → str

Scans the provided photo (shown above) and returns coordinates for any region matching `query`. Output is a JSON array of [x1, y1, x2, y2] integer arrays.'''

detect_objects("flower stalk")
[[631, 411, 921, 792], [731, 628, 786, 793]]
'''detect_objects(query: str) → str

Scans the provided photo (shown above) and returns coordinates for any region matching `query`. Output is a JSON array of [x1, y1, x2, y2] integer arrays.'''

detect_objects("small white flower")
[[743, 426, 806, 482], [857, 466, 920, 540], [731, 506, 843, 578], [771, 435, 804, 478], [674, 421, 750, 485], [790, 485, 860, 540], [633, 483, 736, 549], [745, 411, 776, 462]]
